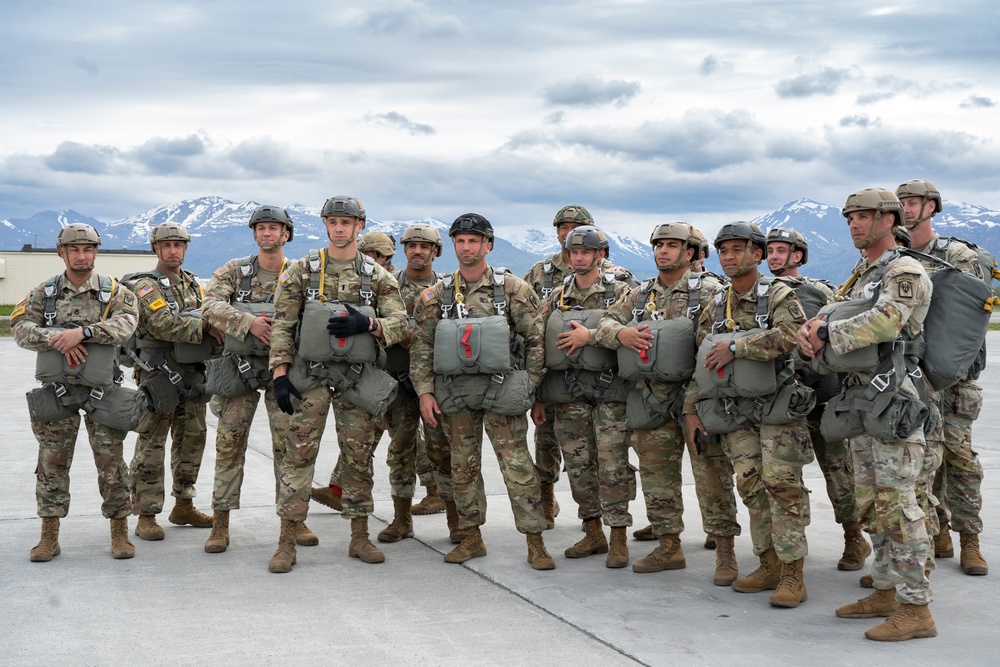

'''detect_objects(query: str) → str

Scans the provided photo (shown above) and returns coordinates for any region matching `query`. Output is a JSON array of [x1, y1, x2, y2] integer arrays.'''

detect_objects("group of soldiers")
[[12, 179, 991, 643]]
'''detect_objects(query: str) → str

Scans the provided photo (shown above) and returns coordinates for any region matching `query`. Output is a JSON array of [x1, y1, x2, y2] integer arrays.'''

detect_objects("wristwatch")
[[81, 326, 93, 342], [816, 323, 829, 342], [728, 340, 737, 354]]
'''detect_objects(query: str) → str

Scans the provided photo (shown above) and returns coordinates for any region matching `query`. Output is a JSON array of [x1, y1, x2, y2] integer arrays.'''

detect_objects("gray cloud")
[[543, 76, 641, 108], [130, 135, 208, 174], [960, 95, 996, 109], [775, 67, 851, 98], [44, 141, 119, 174], [362, 111, 436, 135], [544, 111, 565, 125], [352, 2, 464, 39], [72, 55, 99, 78], [857, 92, 895, 105], [699, 55, 733, 76], [839, 115, 879, 128]]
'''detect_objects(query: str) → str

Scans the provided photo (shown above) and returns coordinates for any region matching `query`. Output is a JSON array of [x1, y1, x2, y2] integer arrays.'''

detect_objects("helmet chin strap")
[[904, 197, 934, 230], [723, 242, 757, 277], [854, 212, 893, 249]]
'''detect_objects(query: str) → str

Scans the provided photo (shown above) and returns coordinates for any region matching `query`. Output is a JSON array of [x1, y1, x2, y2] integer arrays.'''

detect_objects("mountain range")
[[4, 196, 1000, 284]]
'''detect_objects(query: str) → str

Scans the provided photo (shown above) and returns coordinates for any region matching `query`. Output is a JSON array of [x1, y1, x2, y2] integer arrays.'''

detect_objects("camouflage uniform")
[[129, 269, 212, 515], [12, 274, 138, 519], [269, 252, 407, 521], [684, 276, 811, 564], [523, 253, 635, 485], [411, 266, 547, 534], [597, 270, 741, 539], [834, 250, 933, 604], [201, 257, 289, 509], [912, 234, 986, 536], [542, 276, 633, 526]]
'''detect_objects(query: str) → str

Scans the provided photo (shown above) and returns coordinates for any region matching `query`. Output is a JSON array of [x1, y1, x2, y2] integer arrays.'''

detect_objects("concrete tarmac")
[[1, 336, 998, 666]]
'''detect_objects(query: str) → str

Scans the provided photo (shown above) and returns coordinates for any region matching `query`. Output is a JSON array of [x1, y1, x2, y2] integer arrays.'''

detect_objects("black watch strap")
[[81, 326, 93, 341]]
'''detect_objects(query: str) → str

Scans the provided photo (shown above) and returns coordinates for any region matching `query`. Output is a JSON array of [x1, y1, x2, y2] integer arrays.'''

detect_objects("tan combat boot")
[[713, 535, 739, 586], [349, 516, 385, 564], [769, 557, 807, 608], [444, 526, 487, 563], [960, 532, 989, 575], [933, 521, 953, 558], [204, 510, 230, 553], [378, 497, 415, 543], [168, 498, 213, 528], [445, 500, 464, 544], [541, 482, 558, 530], [632, 525, 656, 541], [296, 522, 319, 547], [632, 533, 685, 573], [268, 519, 298, 573], [527, 532, 556, 570], [731, 548, 781, 593], [412, 484, 446, 515], [606, 527, 629, 569], [311, 486, 343, 511], [864, 604, 937, 641], [135, 514, 165, 541], [704, 534, 717, 549], [836, 587, 900, 618], [29, 517, 61, 562], [859, 573, 874, 589], [565, 518, 608, 558], [838, 522, 872, 571], [110, 518, 135, 559]]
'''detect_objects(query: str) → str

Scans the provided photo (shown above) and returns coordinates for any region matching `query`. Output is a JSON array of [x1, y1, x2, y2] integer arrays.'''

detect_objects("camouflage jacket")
[[269, 250, 407, 372], [410, 265, 544, 395], [596, 269, 720, 400], [131, 268, 207, 344], [683, 274, 806, 413], [524, 252, 636, 300], [12, 272, 138, 350], [830, 250, 932, 380], [913, 232, 984, 279], [202, 255, 287, 341]]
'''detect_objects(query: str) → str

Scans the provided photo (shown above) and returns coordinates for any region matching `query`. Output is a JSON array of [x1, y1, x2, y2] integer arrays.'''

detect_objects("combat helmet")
[[449, 213, 494, 240], [150, 222, 191, 247], [552, 205, 594, 227], [766, 227, 809, 266], [322, 196, 366, 221], [249, 205, 294, 241], [56, 223, 101, 247], [401, 223, 443, 257], [358, 231, 396, 257]]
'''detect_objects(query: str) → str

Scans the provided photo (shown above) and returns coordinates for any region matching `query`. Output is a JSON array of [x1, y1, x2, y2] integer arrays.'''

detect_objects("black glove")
[[327, 303, 372, 338], [273, 375, 302, 415]]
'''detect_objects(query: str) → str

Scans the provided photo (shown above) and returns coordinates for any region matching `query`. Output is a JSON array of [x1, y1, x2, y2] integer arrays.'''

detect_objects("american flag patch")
[[213, 268, 226, 277], [137, 285, 154, 298], [279, 270, 290, 283], [421, 288, 434, 302]]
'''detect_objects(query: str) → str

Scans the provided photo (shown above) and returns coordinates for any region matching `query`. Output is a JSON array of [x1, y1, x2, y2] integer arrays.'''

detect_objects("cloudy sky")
[[2, 0, 998, 239]]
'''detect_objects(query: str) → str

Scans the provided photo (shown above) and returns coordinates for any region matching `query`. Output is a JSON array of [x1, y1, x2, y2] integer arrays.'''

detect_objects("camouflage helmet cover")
[[552, 205, 594, 227], [56, 223, 101, 247], [249, 205, 294, 241], [358, 231, 397, 257], [401, 223, 443, 257]]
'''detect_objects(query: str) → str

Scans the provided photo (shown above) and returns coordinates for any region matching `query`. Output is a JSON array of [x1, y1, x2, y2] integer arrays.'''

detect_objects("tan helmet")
[[150, 222, 191, 247], [322, 195, 366, 221], [358, 231, 396, 257], [249, 205, 294, 241], [56, 223, 101, 247], [895, 179, 942, 214], [841, 188, 904, 224], [650, 222, 697, 271], [766, 227, 809, 266], [552, 205, 594, 227], [401, 223, 443, 257], [689, 226, 710, 260]]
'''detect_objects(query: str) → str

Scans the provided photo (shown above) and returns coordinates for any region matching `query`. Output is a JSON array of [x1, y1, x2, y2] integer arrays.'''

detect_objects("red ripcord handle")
[[461, 324, 474, 358]]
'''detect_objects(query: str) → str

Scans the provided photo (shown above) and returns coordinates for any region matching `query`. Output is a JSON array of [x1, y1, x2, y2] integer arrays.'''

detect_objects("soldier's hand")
[[49, 327, 86, 353], [274, 375, 302, 415], [327, 303, 372, 338], [796, 318, 826, 358], [617, 323, 653, 353], [704, 340, 734, 371], [556, 320, 591, 355], [419, 393, 441, 427], [249, 314, 272, 344], [208, 324, 226, 346], [530, 400, 547, 425], [684, 413, 707, 449]]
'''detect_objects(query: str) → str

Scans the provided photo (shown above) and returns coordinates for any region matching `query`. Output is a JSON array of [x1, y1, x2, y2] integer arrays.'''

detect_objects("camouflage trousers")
[[32, 412, 131, 519], [932, 380, 984, 533], [553, 400, 632, 527], [915, 394, 944, 547], [807, 409, 860, 525], [636, 420, 740, 538], [210, 387, 289, 511], [130, 399, 207, 515], [532, 404, 562, 484], [722, 421, 812, 564], [276, 385, 381, 521], [851, 430, 933, 605], [441, 409, 545, 534], [382, 391, 446, 498]]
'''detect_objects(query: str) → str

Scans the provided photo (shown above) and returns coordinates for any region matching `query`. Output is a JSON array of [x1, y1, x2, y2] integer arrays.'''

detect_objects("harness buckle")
[[870, 368, 895, 393], [490, 373, 505, 385], [89, 386, 105, 401]]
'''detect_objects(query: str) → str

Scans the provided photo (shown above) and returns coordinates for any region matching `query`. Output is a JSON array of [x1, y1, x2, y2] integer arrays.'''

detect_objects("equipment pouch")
[[206, 355, 265, 398], [87, 384, 146, 432], [299, 300, 378, 364], [433, 316, 512, 375], [482, 369, 534, 416], [759, 381, 816, 425], [625, 383, 681, 430], [139, 371, 182, 415], [174, 311, 225, 364], [695, 330, 777, 398], [339, 365, 399, 416], [36, 344, 117, 388], [819, 385, 867, 441], [617, 317, 697, 382], [25, 385, 80, 423], [545, 309, 616, 372], [224, 302, 274, 357], [695, 396, 756, 435], [863, 388, 928, 441]]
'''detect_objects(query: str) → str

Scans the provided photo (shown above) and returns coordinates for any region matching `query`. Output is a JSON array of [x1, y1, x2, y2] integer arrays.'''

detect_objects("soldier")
[[359, 231, 397, 271], [685, 222, 811, 608], [896, 179, 988, 577], [200, 206, 320, 552], [267, 195, 407, 573], [597, 222, 742, 582], [799, 188, 936, 641], [410, 213, 556, 569], [12, 224, 139, 561], [766, 227, 871, 572], [533, 225, 634, 567], [129, 223, 224, 541]]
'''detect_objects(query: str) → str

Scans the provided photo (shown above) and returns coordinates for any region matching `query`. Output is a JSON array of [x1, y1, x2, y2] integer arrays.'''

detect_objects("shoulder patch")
[[123, 292, 136, 307], [787, 303, 804, 320], [897, 279, 914, 299], [213, 267, 226, 277], [136, 285, 154, 298], [9, 303, 26, 321], [147, 297, 168, 311], [421, 288, 434, 303]]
